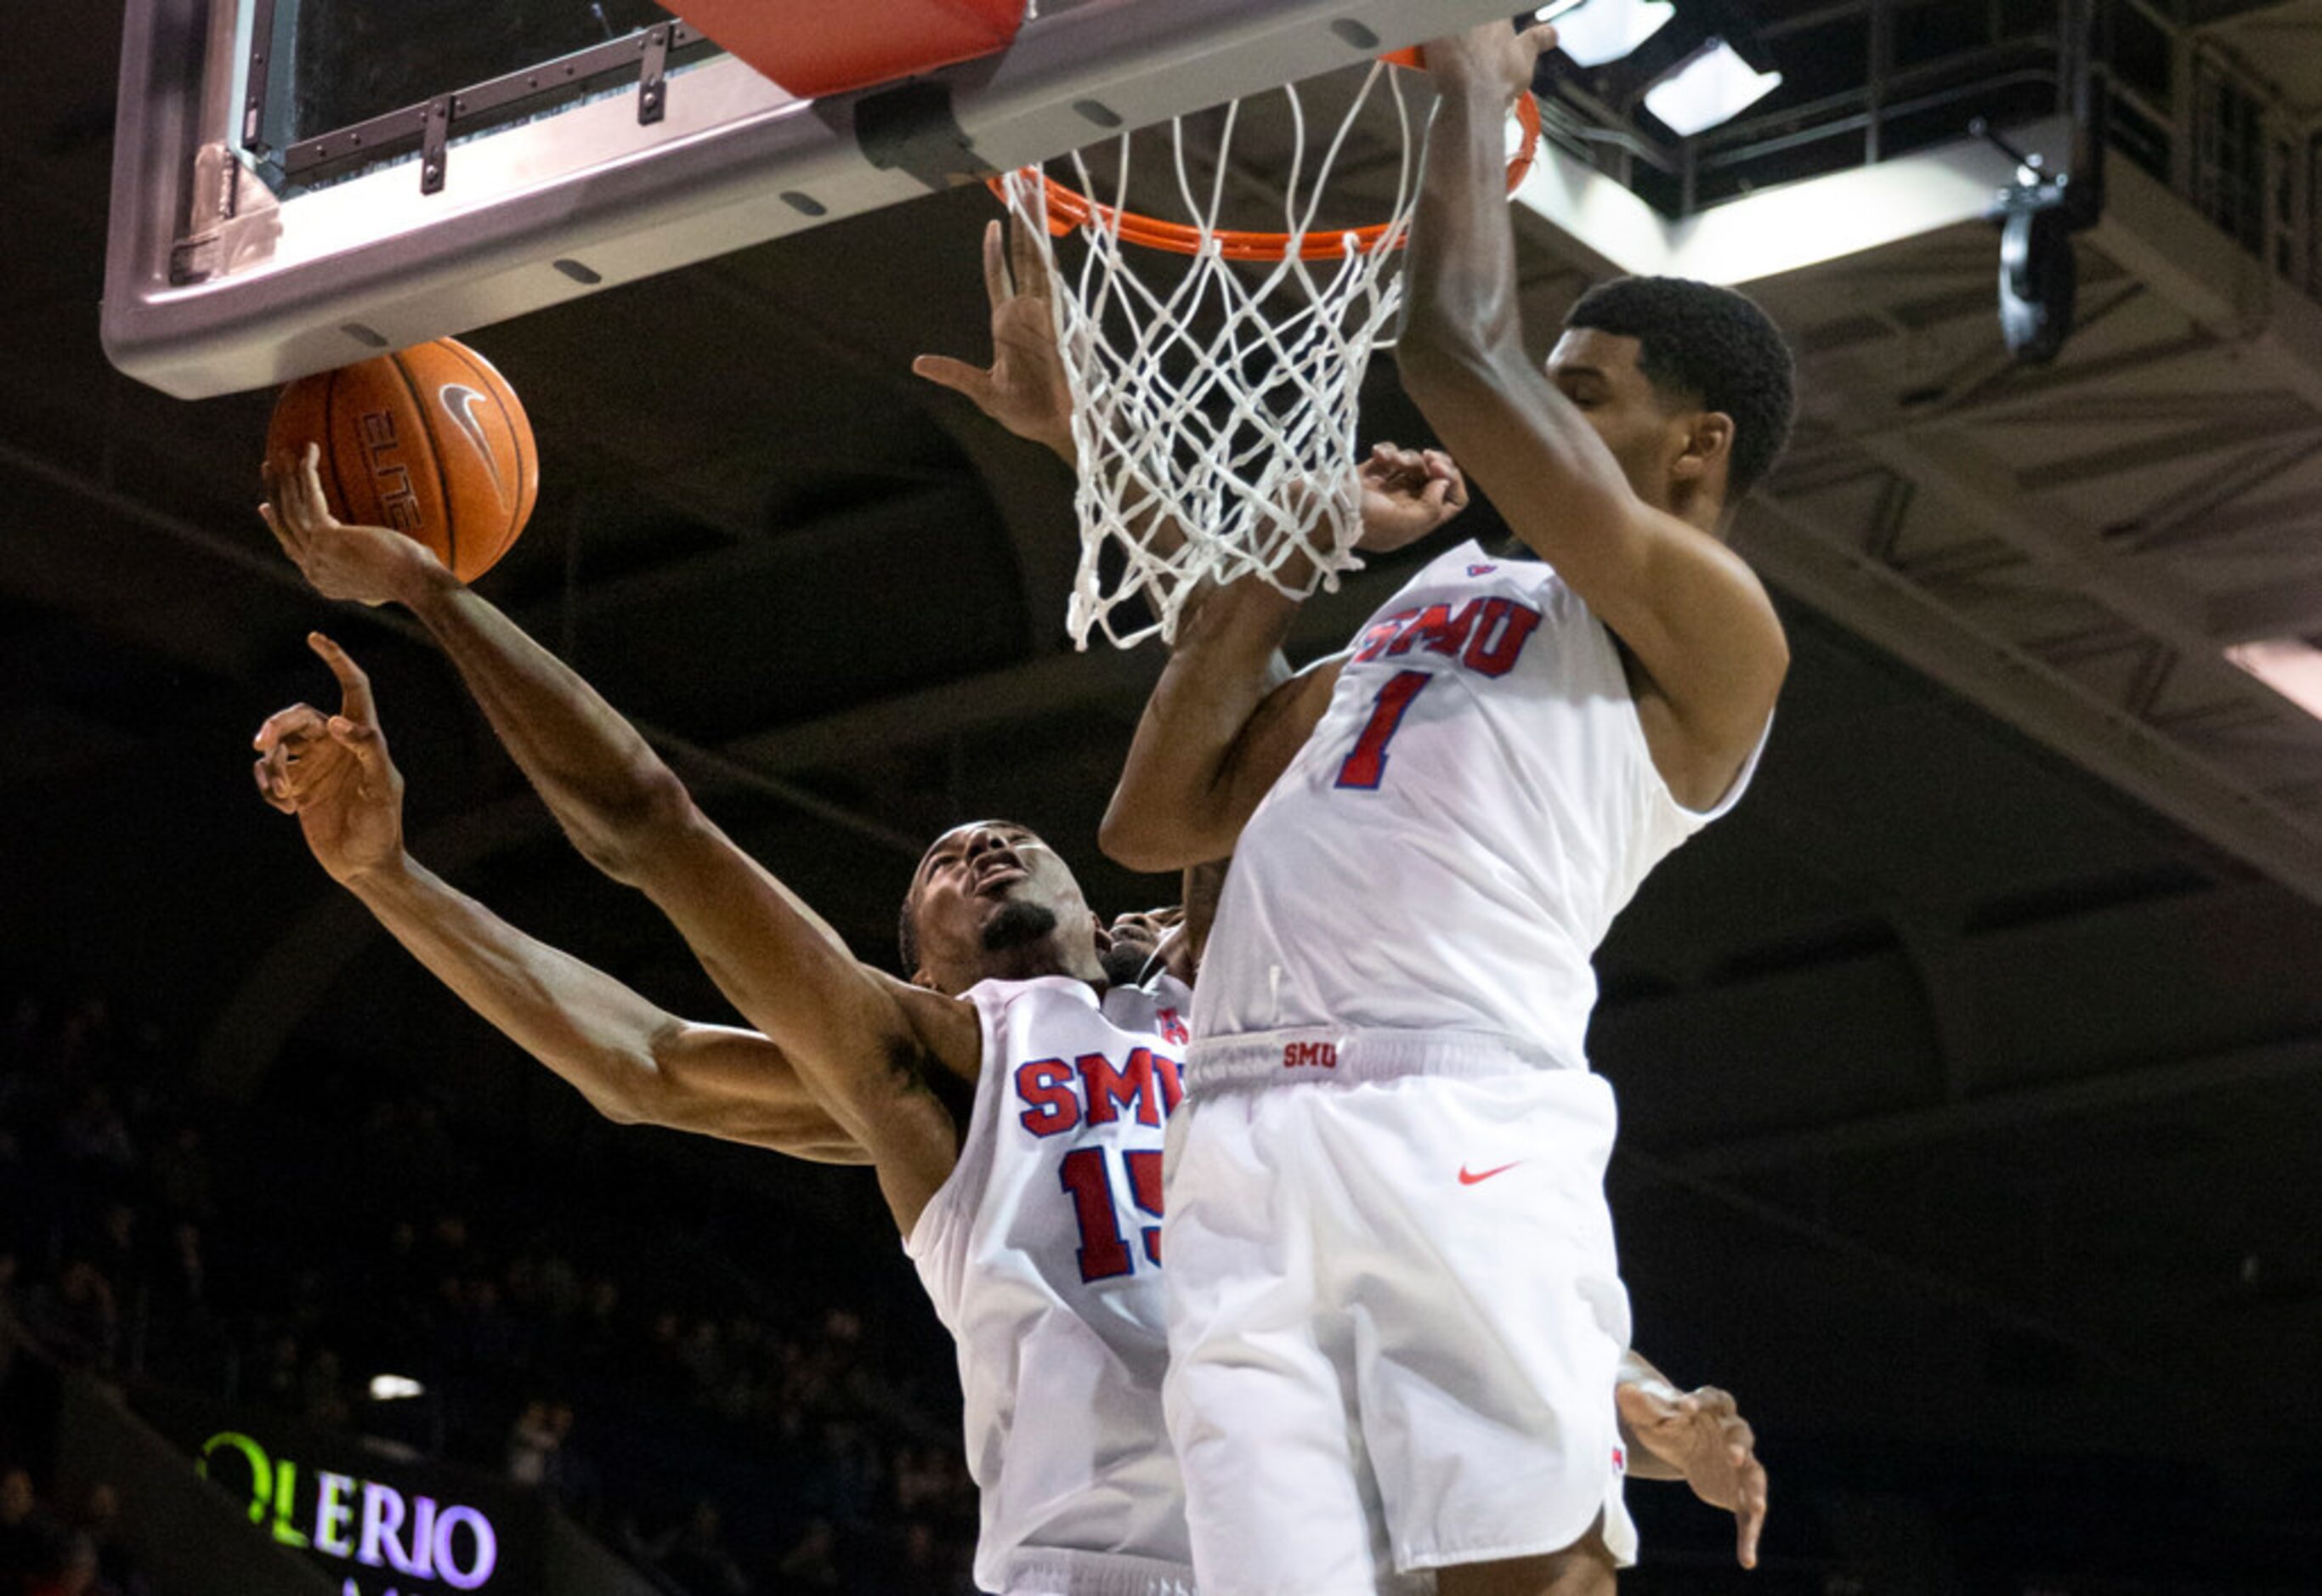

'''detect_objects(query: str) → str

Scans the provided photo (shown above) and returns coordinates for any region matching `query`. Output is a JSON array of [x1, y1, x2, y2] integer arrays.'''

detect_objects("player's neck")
[[957, 942, 1107, 992]]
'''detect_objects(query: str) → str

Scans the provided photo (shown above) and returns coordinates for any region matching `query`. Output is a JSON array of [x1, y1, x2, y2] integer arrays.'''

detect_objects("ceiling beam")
[[1738, 490, 2322, 906], [1668, 1029, 2322, 1177]]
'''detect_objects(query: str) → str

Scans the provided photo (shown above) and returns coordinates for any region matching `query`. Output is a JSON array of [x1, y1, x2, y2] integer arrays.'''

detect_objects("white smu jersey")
[[906, 972, 1198, 1591], [1193, 539, 1765, 1074]]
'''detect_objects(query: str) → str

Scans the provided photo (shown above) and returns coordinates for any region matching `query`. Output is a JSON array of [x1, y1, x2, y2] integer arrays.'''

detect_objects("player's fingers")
[[1736, 1463, 1768, 1569], [275, 450, 314, 536], [252, 703, 325, 755], [257, 501, 296, 558], [307, 632, 377, 726], [1520, 22, 1560, 60], [326, 715, 384, 764], [253, 756, 299, 814], [911, 355, 997, 405], [259, 465, 312, 561], [1011, 210, 1051, 301], [297, 443, 336, 527], [983, 218, 1013, 308]]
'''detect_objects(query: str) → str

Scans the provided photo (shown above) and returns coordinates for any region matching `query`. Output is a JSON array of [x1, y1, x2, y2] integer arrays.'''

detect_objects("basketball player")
[[1093, 18, 1793, 1596], [248, 620, 1201, 1595]]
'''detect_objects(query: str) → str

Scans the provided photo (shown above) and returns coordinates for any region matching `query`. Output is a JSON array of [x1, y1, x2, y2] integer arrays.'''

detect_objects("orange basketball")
[[267, 337, 538, 583]]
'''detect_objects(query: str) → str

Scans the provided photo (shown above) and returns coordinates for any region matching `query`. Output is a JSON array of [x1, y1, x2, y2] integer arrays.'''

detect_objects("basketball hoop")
[[994, 56, 1543, 649]]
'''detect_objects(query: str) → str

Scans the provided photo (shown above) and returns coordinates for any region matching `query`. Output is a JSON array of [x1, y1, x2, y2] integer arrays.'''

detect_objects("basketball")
[[265, 337, 538, 583]]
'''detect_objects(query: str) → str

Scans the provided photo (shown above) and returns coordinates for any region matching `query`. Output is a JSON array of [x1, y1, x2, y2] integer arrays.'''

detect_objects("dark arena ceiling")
[[5, 3, 2322, 1590]]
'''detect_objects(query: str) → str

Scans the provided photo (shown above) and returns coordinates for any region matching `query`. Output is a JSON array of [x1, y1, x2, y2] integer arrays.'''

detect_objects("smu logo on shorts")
[[1347, 597, 1543, 679], [1282, 1041, 1338, 1070]]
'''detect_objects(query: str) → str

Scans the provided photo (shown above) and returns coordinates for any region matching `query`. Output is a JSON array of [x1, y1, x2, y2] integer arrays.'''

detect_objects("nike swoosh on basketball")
[[439, 385, 508, 499], [1458, 1160, 1526, 1186]]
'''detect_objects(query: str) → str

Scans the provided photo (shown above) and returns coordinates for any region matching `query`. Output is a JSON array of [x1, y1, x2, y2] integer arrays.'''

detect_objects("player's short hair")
[[1566, 276, 1798, 501]]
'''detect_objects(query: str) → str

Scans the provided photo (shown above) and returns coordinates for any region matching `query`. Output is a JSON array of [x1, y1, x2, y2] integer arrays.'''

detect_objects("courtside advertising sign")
[[144, 1392, 541, 1593]]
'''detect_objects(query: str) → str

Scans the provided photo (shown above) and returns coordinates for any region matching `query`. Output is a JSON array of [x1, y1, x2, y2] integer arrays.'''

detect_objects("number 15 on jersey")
[[1061, 1146, 1164, 1282]]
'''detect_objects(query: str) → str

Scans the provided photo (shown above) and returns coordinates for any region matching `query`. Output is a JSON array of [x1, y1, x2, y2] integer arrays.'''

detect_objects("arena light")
[[368, 1374, 426, 1401], [1641, 37, 1784, 137], [2227, 640, 2322, 723], [1542, 0, 1677, 70]]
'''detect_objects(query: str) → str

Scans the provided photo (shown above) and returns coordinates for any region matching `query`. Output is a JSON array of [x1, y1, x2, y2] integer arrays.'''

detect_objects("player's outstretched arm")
[[1399, 24, 1787, 809], [1616, 1348, 1769, 1570], [260, 464, 975, 1226], [252, 635, 867, 1163]]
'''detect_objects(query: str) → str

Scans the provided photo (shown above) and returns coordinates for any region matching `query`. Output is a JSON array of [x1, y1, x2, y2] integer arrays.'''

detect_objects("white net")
[[1002, 63, 1424, 650]]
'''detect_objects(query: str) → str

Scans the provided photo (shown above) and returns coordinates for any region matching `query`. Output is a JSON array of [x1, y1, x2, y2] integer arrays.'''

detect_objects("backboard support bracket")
[[638, 25, 671, 126], [170, 141, 280, 285], [856, 79, 985, 190], [419, 96, 450, 194], [241, 0, 279, 151]]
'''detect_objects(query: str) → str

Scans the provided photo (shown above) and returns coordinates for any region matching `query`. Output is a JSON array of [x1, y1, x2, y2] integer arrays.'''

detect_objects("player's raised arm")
[[261, 471, 972, 1227], [1097, 446, 1466, 873], [252, 636, 867, 1163], [1398, 22, 1789, 810]]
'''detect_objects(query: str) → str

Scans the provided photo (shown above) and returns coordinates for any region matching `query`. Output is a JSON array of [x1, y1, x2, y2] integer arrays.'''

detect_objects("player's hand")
[[1356, 444, 1467, 553], [261, 443, 445, 608], [1107, 904, 1186, 956], [913, 214, 1078, 463], [1419, 18, 1558, 100], [1617, 1379, 1768, 1570], [252, 633, 407, 886]]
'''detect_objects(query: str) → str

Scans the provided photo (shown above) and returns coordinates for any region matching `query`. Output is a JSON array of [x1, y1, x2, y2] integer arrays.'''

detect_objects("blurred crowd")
[[0, 977, 983, 1594]]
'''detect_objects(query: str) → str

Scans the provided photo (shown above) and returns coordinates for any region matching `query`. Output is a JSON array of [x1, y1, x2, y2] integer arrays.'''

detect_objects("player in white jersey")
[[245, 610, 1203, 1590], [1098, 19, 1795, 1596]]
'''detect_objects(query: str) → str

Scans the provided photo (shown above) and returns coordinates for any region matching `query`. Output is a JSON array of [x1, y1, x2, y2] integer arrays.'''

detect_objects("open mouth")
[[972, 863, 1028, 897]]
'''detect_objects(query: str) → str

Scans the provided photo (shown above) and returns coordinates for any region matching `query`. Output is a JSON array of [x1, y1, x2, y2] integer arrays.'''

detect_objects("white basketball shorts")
[[1000, 1548, 1199, 1596], [1161, 1051, 1638, 1595]]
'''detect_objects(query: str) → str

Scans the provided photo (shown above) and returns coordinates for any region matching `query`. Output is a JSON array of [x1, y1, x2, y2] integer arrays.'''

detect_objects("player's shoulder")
[[1101, 971, 1195, 1041]]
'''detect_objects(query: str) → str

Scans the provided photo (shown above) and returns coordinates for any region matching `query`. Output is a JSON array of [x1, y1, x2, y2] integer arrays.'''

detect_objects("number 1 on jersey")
[[1335, 670, 1433, 790]]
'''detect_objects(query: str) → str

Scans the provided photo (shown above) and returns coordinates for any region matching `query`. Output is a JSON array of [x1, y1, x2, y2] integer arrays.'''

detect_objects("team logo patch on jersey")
[[1612, 1446, 1627, 1474], [1156, 1008, 1190, 1047], [1467, 563, 1498, 576]]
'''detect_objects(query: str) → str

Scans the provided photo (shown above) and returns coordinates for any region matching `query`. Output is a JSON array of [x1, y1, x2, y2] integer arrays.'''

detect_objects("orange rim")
[[988, 62, 1543, 263]]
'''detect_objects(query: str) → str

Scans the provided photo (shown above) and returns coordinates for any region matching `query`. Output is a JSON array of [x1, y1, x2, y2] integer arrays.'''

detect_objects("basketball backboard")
[[104, 0, 1526, 399]]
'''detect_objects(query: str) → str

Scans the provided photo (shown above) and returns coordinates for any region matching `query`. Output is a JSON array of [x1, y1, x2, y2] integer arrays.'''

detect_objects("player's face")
[[906, 820, 1096, 983], [1544, 328, 1719, 512]]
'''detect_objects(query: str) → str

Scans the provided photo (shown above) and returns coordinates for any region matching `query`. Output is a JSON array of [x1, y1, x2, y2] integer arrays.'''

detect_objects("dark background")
[[4, 2, 2322, 1593]]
